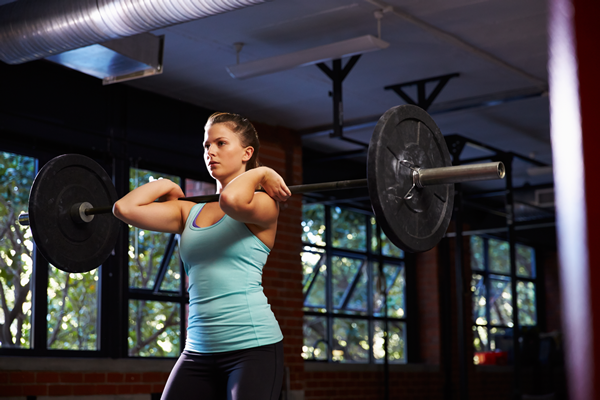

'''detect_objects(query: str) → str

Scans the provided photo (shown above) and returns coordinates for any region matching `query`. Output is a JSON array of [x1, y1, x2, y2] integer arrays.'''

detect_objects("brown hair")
[[205, 112, 260, 171]]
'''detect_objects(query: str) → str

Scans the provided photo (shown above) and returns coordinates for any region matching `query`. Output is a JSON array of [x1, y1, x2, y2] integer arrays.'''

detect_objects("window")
[[0, 151, 217, 357], [0, 151, 36, 349], [301, 203, 407, 363], [470, 236, 537, 363]]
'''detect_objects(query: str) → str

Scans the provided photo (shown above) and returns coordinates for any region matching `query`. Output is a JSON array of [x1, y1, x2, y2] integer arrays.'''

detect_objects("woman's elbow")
[[219, 191, 248, 215], [112, 200, 131, 221]]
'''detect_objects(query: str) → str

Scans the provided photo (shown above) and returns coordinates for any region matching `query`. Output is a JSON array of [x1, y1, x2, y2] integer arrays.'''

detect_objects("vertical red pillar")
[[548, 1, 600, 399]]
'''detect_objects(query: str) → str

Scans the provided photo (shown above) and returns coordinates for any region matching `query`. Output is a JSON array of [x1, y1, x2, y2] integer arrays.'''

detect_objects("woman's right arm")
[[112, 179, 187, 234]]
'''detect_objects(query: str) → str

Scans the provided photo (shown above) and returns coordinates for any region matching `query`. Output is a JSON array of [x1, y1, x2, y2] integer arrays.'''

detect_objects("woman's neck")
[[216, 169, 246, 193]]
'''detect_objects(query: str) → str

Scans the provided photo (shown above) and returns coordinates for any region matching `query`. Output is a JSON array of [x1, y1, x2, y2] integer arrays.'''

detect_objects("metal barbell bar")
[[18, 161, 504, 225], [14, 105, 508, 273]]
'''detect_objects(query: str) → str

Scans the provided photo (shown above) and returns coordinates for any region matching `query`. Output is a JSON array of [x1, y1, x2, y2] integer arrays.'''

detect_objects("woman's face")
[[204, 123, 252, 182]]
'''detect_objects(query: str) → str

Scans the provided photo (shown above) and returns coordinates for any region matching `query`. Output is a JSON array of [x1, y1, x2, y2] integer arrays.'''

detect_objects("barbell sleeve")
[[416, 161, 505, 188]]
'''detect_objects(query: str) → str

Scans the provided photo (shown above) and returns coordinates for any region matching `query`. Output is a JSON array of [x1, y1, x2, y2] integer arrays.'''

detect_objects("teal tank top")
[[179, 203, 283, 353]]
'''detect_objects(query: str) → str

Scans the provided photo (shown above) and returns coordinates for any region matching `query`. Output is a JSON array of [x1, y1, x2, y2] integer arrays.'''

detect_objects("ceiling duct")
[[0, 0, 267, 65]]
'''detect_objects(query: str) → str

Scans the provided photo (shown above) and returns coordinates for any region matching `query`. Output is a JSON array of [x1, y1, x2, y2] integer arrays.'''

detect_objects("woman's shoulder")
[[180, 201, 200, 225]]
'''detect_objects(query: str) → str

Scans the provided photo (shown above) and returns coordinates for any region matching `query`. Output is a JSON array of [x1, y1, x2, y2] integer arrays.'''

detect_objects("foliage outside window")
[[0, 152, 35, 349], [1, 152, 102, 352], [470, 236, 537, 364], [302, 204, 406, 364], [47, 268, 99, 350]]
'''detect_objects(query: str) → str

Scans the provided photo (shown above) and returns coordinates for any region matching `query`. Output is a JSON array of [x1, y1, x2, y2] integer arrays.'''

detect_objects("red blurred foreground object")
[[474, 351, 508, 365]]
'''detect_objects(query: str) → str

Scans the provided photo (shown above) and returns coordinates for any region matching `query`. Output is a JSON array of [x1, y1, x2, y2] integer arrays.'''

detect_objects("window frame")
[[470, 234, 540, 356], [0, 150, 214, 358], [301, 202, 417, 364]]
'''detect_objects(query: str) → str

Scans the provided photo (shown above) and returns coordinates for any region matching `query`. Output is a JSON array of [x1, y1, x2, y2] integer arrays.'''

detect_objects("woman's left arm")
[[219, 167, 291, 227]]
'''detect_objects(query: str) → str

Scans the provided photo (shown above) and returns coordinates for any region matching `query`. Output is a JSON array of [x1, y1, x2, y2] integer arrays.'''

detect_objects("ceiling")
[[0, 0, 554, 211]]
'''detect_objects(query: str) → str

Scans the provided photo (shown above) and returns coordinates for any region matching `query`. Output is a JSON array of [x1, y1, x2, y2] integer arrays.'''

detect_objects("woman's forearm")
[[113, 179, 183, 220]]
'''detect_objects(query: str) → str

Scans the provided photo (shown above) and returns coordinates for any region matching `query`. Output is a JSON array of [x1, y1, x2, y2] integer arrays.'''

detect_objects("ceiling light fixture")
[[226, 34, 389, 80]]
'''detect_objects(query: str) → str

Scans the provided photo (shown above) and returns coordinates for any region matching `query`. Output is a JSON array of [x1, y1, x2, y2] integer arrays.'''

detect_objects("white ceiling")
[[1, 0, 553, 190]]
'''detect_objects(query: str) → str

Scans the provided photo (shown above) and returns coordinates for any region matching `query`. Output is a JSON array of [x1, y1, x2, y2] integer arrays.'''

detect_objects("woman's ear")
[[242, 146, 254, 162]]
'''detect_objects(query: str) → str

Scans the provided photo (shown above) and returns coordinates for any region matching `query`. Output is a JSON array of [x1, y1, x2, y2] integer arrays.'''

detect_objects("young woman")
[[113, 112, 291, 400]]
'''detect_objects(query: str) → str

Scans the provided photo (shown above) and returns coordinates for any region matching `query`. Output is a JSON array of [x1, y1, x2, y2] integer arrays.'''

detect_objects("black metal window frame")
[[302, 203, 417, 364], [471, 234, 539, 351], [0, 149, 201, 358]]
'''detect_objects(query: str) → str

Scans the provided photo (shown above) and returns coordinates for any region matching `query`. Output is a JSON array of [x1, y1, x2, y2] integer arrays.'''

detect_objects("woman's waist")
[[188, 289, 271, 317]]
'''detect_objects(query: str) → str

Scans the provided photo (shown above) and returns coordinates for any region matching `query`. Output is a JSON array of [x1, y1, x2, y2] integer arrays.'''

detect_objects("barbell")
[[17, 105, 504, 274]]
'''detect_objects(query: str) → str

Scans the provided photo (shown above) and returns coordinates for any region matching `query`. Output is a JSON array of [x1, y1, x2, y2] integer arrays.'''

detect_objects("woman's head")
[[205, 112, 260, 171]]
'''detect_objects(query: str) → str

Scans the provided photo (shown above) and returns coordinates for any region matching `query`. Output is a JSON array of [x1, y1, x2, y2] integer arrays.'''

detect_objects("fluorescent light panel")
[[226, 35, 389, 80]]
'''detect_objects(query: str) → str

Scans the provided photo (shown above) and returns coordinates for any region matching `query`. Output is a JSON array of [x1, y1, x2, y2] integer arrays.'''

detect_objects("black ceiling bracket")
[[385, 73, 460, 111], [317, 55, 367, 146]]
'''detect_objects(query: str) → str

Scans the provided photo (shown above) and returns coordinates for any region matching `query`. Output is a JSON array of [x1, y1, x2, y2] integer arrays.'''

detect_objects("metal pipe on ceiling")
[[0, 0, 267, 64]]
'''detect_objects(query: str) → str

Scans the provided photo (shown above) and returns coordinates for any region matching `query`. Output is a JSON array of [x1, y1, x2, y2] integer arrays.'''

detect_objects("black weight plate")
[[367, 105, 454, 253], [29, 154, 119, 273]]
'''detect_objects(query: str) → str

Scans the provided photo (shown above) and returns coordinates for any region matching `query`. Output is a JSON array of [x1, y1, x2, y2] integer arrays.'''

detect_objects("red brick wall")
[[255, 122, 305, 393], [0, 370, 169, 397], [304, 369, 444, 400]]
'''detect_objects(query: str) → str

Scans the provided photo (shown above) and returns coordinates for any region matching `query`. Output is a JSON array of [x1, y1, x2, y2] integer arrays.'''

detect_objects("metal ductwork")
[[0, 0, 267, 65]]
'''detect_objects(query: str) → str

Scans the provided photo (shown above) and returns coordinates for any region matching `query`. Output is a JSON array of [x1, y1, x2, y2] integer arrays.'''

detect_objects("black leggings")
[[161, 341, 284, 400]]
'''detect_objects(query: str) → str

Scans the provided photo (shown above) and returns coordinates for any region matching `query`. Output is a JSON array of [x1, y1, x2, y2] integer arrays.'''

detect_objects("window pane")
[[332, 256, 367, 315], [373, 320, 406, 363], [370, 217, 404, 258], [159, 242, 182, 292], [370, 217, 378, 253], [302, 204, 325, 246], [0, 152, 35, 349], [490, 327, 513, 353], [490, 276, 513, 327], [381, 230, 403, 258], [517, 281, 537, 326], [473, 325, 488, 353], [185, 179, 216, 197], [517, 244, 536, 278], [47, 268, 99, 350], [129, 168, 181, 289], [302, 249, 324, 293], [128, 300, 180, 357], [470, 236, 484, 271], [303, 252, 327, 310], [302, 315, 327, 360], [331, 207, 366, 251], [373, 264, 405, 318], [489, 239, 510, 274], [332, 318, 369, 363], [471, 273, 487, 325]]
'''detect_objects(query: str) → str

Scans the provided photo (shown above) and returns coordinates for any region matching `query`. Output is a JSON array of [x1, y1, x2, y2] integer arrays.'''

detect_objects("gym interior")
[[0, 0, 598, 399]]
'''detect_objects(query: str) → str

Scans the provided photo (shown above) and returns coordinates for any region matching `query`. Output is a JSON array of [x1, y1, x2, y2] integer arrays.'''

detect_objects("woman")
[[113, 112, 291, 400]]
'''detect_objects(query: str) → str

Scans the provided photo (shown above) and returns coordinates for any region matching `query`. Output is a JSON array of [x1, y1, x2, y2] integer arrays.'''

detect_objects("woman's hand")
[[219, 167, 290, 228], [260, 168, 292, 203]]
